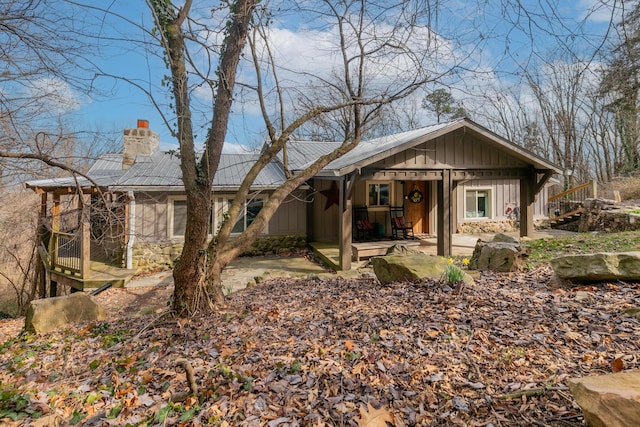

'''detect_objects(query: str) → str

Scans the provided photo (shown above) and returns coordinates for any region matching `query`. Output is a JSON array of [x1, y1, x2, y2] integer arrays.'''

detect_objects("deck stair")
[[547, 180, 596, 229], [547, 208, 583, 227]]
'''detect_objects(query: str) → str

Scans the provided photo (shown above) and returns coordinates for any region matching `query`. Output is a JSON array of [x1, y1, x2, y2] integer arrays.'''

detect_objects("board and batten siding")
[[374, 132, 528, 170], [134, 190, 307, 243], [267, 190, 307, 235], [456, 179, 549, 222], [134, 192, 168, 241], [312, 180, 340, 242]]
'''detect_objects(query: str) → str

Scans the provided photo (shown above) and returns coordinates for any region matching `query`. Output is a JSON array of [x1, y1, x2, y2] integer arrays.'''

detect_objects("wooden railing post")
[[591, 179, 598, 198], [81, 210, 91, 279], [50, 194, 60, 270]]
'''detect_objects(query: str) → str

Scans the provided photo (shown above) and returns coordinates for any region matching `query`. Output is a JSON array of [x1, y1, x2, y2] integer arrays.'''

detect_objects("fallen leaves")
[[355, 403, 394, 426], [0, 265, 639, 426]]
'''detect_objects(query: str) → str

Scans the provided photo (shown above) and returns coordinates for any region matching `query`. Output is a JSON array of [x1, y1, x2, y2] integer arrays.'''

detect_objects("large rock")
[[371, 251, 473, 285], [568, 370, 640, 427], [468, 239, 530, 272], [25, 293, 106, 334], [550, 252, 640, 282]]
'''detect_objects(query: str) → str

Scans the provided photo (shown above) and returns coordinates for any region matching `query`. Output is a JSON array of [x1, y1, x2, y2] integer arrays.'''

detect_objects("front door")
[[405, 181, 428, 234]]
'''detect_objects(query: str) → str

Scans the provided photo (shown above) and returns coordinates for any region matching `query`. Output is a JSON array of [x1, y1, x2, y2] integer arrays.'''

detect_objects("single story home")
[[27, 118, 561, 294]]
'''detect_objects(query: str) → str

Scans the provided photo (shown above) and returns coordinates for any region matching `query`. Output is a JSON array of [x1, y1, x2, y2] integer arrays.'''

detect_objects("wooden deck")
[[47, 259, 138, 294]]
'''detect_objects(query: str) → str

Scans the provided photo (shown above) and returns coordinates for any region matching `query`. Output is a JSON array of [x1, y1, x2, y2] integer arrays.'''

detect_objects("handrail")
[[549, 181, 593, 202]]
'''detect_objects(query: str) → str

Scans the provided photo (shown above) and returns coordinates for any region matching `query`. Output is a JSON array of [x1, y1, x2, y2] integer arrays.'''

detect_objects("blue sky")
[[48, 0, 619, 155]]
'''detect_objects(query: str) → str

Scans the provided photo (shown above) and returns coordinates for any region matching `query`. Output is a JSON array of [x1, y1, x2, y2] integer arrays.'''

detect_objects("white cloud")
[[26, 78, 82, 114]]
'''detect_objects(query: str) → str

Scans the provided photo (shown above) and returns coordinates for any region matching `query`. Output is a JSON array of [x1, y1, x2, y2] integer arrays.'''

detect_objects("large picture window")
[[465, 189, 490, 218], [228, 198, 264, 233], [367, 182, 390, 206]]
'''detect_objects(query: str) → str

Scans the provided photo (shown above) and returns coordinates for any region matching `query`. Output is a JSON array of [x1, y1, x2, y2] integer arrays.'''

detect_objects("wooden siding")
[[135, 192, 168, 240], [312, 180, 340, 242], [134, 190, 307, 243], [268, 190, 307, 235], [371, 133, 528, 171], [456, 179, 549, 222]]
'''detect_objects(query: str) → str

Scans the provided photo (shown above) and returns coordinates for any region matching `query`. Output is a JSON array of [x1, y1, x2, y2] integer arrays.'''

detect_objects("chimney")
[[122, 120, 159, 169]]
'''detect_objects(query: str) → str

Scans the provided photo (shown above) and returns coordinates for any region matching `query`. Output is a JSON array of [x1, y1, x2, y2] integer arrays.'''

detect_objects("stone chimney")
[[122, 119, 159, 169]]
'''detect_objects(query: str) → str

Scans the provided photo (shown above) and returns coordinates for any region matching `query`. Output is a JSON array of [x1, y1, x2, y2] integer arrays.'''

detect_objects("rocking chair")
[[389, 206, 414, 239]]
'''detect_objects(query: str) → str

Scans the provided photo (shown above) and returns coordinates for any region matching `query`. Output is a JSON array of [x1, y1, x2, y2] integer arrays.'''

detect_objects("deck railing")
[[548, 180, 597, 218], [49, 221, 91, 278]]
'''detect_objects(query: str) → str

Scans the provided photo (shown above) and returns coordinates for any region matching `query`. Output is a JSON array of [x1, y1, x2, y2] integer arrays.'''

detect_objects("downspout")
[[126, 191, 135, 269]]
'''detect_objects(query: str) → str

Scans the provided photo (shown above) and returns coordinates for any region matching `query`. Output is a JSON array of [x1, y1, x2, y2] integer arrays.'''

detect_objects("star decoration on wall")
[[320, 181, 340, 210]]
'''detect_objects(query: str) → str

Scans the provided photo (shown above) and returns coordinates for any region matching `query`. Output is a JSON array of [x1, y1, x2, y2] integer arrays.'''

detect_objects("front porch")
[[310, 234, 482, 270]]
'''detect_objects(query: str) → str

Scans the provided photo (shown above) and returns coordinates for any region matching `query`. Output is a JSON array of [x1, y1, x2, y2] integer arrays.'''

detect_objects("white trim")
[[365, 180, 392, 208], [167, 195, 214, 239], [464, 187, 492, 219], [223, 196, 269, 235], [167, 195, 187, 239]]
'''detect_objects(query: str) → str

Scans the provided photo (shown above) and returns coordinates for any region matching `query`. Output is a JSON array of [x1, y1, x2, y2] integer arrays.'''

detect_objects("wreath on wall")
[[408, 188, 423, 204]]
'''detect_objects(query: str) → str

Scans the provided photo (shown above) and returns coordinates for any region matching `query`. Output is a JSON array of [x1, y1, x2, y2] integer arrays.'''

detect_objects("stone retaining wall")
[[131, 234, 308, 269], [577, 198, 640, 233]]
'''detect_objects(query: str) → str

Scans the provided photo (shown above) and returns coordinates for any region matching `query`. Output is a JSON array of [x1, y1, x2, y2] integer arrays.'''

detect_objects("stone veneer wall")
[[456, 220, 519, 234], [456, 219, 548, 234], [131, 234, 308, 270]]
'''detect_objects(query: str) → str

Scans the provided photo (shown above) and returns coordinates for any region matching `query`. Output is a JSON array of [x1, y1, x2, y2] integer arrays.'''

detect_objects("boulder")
[[568, 370, 640, 427], [384, 244, 423, 255], [25, 293, 106, 334], [492, 233, 519, 244], [371, 252, 473, 285], [468, 240, 530, 272], [550, 252, 640, 282]]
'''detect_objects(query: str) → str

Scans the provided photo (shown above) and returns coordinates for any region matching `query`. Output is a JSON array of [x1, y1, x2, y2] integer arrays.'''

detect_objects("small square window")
[[465, 189, 490, 218], [368, 183, 390, 206]]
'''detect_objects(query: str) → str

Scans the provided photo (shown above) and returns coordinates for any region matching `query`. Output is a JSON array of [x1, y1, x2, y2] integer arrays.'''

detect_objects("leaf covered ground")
[[1, 265, 640, 426]]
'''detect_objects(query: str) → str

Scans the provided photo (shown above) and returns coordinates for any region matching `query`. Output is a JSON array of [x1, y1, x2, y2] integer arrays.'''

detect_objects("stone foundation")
[[131, 234, 308, 270], [457, 220, 519, 234]]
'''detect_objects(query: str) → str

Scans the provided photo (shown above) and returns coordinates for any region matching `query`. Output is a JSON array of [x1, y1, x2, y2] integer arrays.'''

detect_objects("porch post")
[[37, 193, 48, 298], [50, 194, 60, 269], [80, 209, 91, 279], [519, 168, 535, 238], [306, 179, 315, 243], [437, 169, 453, 256], [339, 178, 352, 270]]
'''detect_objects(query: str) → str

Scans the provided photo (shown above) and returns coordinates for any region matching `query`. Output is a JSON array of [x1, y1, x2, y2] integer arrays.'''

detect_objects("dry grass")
[[0, 189, 39, 316], [603, 175, 640, 201]]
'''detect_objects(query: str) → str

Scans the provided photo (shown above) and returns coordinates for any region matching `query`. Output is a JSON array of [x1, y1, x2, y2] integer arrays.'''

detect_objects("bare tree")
[[145, 0, 443, 315]]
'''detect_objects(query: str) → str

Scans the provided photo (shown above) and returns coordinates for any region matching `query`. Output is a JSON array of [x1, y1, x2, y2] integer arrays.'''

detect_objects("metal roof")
[[26, 118, 561, 192], [299, 119, 562, 176], [26, 152, 286, 192], [280, 140, 342, 170]]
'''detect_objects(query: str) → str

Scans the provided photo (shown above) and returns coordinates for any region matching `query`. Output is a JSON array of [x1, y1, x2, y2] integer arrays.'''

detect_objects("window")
[[172, 199, 188, 236], [367, 182, 391, 206], [465, 189, 490, 218], [228, 198, 264, 233], [169, 197, 213, 238]]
